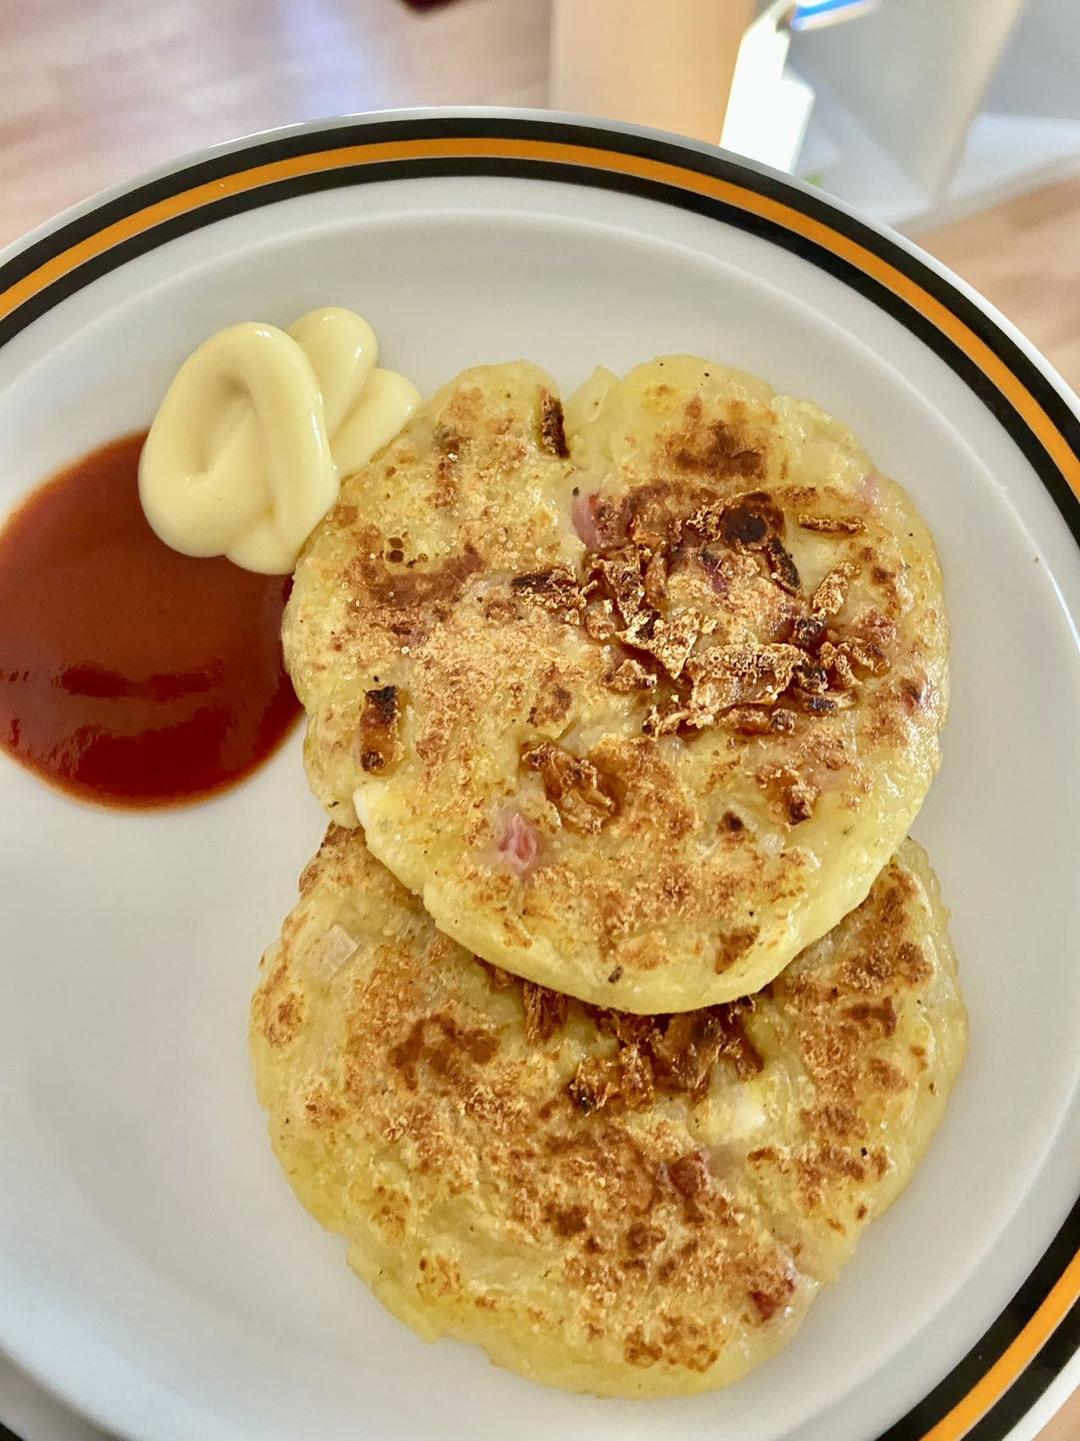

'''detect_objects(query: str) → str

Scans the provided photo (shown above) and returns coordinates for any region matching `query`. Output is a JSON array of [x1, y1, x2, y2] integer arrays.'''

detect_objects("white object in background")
[[549, 0, 755, 142], [788, 0, 881, 31], [781, 0, 1080, 230], [987, 0, 1080, 123], [941, 112, 1080, 225], [792, 0, 1028, 199], [795, 76, 933, 227], [721, 2, 815, 173]]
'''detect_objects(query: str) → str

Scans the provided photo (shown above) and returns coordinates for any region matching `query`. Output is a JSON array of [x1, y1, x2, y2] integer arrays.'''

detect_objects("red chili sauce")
[[0, 431, 300, 807]]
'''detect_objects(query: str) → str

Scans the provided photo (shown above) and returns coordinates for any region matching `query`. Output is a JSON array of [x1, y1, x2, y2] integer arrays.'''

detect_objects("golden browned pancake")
[[250, 829, 966, 1398], [285, 357, 948, 1011]]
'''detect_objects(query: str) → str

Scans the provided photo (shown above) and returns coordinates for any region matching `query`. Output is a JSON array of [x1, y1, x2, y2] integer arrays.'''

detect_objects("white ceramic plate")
[[0, 111, 1077, 1441]]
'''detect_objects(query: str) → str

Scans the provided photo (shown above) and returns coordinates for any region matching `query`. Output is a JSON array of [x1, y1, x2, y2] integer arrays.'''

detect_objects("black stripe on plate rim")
[[2, 113, 1079, 467], [0, 117, 1075, 1441], [967, 1302, 1080, 1441], [1, 140, 1078, 556], [874, 1194, 1079, 1441]]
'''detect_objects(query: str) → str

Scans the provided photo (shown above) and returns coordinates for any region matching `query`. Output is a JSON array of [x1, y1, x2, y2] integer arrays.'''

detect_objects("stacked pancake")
[[251, 357, 966, 1396]]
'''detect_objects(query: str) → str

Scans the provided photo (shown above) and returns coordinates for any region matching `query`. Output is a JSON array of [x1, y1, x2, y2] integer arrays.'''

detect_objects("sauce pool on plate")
[[0, 432, 300, 808]]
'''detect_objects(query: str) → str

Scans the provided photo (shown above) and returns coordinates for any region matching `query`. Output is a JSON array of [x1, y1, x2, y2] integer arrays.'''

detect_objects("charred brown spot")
[[668, 1150, 712, 1223], [603, 657, 658, 694], [651, 1014, 719, 1095], [522, 741, 617, 834], [390, 1014, 499, 1091], [686, 642, 802, 717], [622, 607, 700, 680], [522, 981, 569, 1043], [790, 690, 840, 717], [801, 1101, 865, 1140], [721, 505, 768, 546], [786, 785, 815, 822], [687, 490, 785, 549], [625, 1221, 666, 1253], [589, 493, 633, 550], [352, 544, 483, 610], [669, 1150, 711, 1199], [797, 513, 866, 534], [256, 960, 305, 1048], [643, 550, 668, 608], [510, 565, 585, 619], [620, 605, 702, 680], [602, 999, 763, 1097], [724, 704, 797, 736], [764, 536, 801, 593], [356, 684, 402, 774], [868, 1057, 908, 1091], [811, 561, 857, 617], [844, 998, 898, 1037], [747, 1146, 780, 1166], [624, 1328, 663, 1368], [846, 637, 888, 675], [673, 420, 764, 480], [757, 762, 819, 825], [587, 546, 647, 625], [713, 1001, 765, 1077], [538, 388, 569, 457], [720, 809, 745, 833], [567, 1054, 627, 1114], [714, 924, 760, 973], [790, 613, 827, 650], [725, 491, 785, 540], [545, 1202, 587, 1237], [559, 996, 764, 1116], [528, 681, 574, 729], [432, 423, 464, 459], [794, 660, 829, 694], [303, 1083, 347, 1129]]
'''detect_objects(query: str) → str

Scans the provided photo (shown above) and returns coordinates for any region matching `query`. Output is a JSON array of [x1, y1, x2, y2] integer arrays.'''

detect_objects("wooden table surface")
[[0, 0, 1076, 1436]]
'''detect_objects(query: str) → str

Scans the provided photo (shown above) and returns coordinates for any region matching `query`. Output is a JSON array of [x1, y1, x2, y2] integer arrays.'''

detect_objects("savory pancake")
[[285, 357, 948, 1011], [251, 829, 966, 1398]]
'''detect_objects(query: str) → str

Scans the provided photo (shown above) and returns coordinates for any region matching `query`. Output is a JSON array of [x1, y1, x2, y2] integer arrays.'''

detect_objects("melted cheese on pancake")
[[251, 830, 966, 1397], [285, 356, 948, 1011]]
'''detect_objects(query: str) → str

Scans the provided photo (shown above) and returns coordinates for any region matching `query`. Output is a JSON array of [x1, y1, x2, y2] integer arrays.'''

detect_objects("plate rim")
[[0, 106, 1077, 1441]]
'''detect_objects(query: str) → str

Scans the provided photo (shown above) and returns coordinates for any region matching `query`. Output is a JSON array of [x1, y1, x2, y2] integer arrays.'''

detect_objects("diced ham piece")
[[572, 491, 603, 549], [497, 810, 540, 875], [700, 550, 728, 597], [857, 470, 881, 511]]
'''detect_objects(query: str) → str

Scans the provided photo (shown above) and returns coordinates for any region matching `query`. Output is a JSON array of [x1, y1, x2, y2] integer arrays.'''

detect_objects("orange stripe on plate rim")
[[1, 134, 1077, 501], [921, 1249, 1080, 1441], [0, 125, 1077, 1437]]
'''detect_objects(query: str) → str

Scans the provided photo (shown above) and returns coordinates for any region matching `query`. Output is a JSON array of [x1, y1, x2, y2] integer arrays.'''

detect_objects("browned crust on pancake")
[[285, 359, 948, 1013], [355, 685, 403, 774], [252, 829, 966, 1397]]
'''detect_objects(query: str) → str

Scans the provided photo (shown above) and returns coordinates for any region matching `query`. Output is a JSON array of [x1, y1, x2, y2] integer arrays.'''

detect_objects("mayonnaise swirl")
[[139, 307, 420, 574]]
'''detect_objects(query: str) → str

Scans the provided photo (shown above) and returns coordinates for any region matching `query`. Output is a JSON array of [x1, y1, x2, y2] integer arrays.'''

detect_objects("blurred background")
[[0, 0, 1076, 1437], [2, 0, 1078, 393]]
